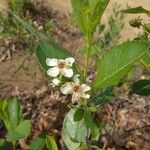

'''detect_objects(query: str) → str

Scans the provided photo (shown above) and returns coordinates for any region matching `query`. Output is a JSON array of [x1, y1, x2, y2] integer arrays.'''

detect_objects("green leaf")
[[36, 42, 70, 70], [7, 132, 24, 142], [142, 50, 150, 66], [62, 110, 87, 150], [121, 6, 150, 14], [62, 137, 80, 150], [74, 108, 84, 122], [91, 86, 114, 106], [30, 134, 46, 150], [0, 139, 12, 150], [83, 108, 93, 129], [8, 98, 22, 130], [11, 12, 76, 59], [36, 42, 79, 73], [71, 0, 110, 38], [89, 0, 110, 37], [0, 100, 10, 131], [144, 23, 150, 33], [14, 120, 31, 137], [11, 13, 50, 42], [0, 100, 8, 121], [71, 0, 89, 37], [46, 135, 58, 150], [93, 40, 150, 91], [132, 80, 150, 96], [91, 122, 100, 141], [7, 120, 31, 142]]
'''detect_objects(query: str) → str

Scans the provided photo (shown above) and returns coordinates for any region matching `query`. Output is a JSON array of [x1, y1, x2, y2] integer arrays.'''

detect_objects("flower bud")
[[52, 78, 60, 86]]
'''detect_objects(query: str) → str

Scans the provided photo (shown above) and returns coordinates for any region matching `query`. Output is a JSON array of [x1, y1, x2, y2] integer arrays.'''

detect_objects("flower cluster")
[[46, 57, 90, 103]]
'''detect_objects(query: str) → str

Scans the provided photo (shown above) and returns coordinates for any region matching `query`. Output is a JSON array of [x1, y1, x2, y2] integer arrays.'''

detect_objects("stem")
[[12, 142, 16, 150], [83, 37, 91, 81]]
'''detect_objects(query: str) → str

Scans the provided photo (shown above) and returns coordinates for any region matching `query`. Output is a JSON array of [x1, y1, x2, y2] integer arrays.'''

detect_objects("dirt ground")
[[0, 0, 150, 150]]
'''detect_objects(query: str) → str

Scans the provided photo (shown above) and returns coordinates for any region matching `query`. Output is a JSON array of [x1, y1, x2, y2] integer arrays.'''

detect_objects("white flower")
[[52, 78, 60, 87], [60, 74, 90, 103], [46, 57, 75, 78]]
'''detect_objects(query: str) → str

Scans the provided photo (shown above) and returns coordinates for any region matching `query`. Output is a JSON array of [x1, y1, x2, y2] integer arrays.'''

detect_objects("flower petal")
[[73, 74, 80, 84], [82, 93, 90, 99], [52, 78, 60, 86], [81, 84, 91, 92], [58, 59, 65, 64], [60, 82, 73, 95], [47, 67, 59, 77], [46, 58, 58, 66], [65, 57, 75, 66], [71, 92, 81, 103], [62, 68, 74, 78]]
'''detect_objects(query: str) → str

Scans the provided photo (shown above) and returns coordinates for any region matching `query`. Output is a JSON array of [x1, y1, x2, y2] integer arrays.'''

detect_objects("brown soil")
[[0, 52, 45, 95], [0, 1, 150, 150], [96, 94, 150, 150]]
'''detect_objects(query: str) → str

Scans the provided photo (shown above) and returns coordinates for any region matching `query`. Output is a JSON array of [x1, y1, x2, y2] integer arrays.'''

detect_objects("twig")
[[11, 55, 32, 77]]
